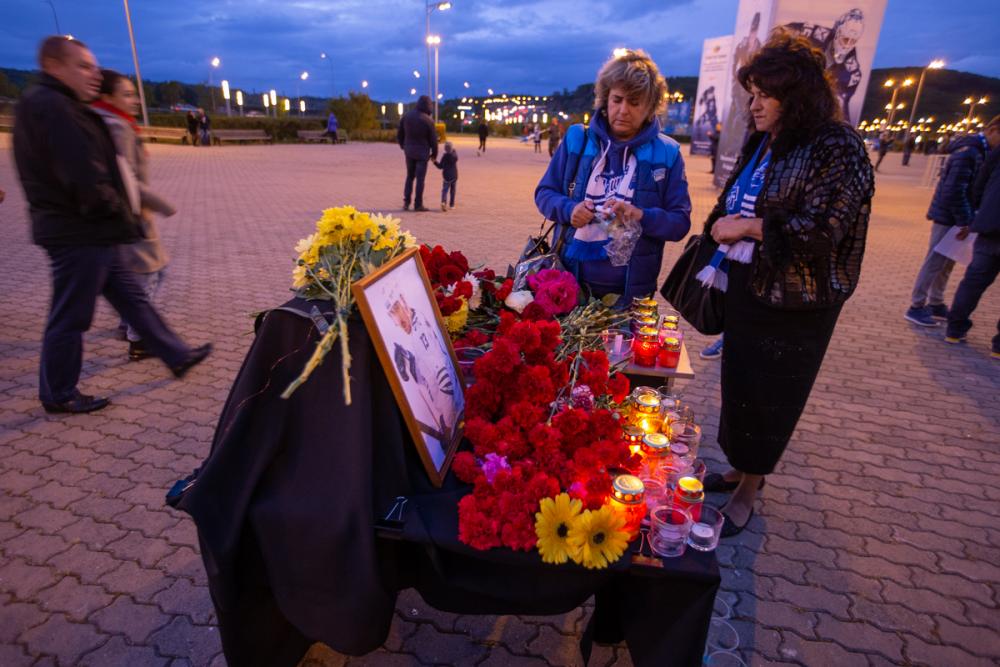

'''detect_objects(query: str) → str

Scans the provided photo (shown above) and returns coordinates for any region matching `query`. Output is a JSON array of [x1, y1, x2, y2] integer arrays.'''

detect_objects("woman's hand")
[[609, 198, 643, 225], [711, 214, 763, 244], [571, 200, 596, 228]]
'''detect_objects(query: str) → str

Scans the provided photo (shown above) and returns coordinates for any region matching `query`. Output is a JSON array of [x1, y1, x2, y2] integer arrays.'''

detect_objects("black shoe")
[[403, 203, 410, 211], [721, 507, 754, 538], [128, 340, 153, 361], [115, 325, 129, 341], [42, 392, 110, 414], [703, 473, 766, 493], [413, 205, 430, 212], [171, 344, 212, 378]]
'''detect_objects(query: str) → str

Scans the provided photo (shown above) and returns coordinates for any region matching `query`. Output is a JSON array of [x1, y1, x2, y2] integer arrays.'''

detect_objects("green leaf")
[[600, 293, 622, 308]]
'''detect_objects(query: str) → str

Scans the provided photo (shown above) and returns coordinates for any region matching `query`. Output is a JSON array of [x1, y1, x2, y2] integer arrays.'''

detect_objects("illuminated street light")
[[410, 87, 417, 95], [320, 52, 335, 96], [211, 56, 221, 68], [284, 98, 290, 112], [487, 88, 494, 95], [209, 56, 221, 113], [221, 79, 231, 117], [362, 80, 369, 88], [397, 102, 404, 115], [269, 89, 277, 117], [300, 99, 306, 113], [883, 77, 912, 126], [427, 35, 442, 122], [262, 94, 269, 109], [613, 48, 628, 59], [463, 81, 470, 88], [964, 95, 989, 122], [413, 70, 421, 78], [425, 1, 451, 99], [235, 89, 244, 116]]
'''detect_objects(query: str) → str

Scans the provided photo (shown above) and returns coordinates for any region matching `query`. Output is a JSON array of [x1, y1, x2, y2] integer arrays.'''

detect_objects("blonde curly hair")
[[593, 49, 668, 120]]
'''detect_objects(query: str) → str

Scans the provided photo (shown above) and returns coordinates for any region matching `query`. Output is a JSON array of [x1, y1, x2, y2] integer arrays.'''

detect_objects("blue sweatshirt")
[[534, 114, 691, 301]]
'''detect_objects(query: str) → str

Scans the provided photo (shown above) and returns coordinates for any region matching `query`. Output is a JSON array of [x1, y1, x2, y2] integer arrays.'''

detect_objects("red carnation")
[[608, 373, 630, 403], [495, 278, 514, 302], [439, 263, 465, 286], [452, 451, 480, 484]]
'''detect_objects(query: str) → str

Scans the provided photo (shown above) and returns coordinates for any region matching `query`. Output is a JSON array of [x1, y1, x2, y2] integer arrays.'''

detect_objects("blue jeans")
[[40, 246, 189, 402], [121, 269, 166, 342], [403, 158, 428, 208], [947, 235, 1000, 351], [910, 223, 955, 308], [441, 179, 456, 206]]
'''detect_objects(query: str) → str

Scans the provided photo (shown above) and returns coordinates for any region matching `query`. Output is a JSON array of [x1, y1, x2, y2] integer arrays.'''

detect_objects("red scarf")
[[92, 100, 141, 134]]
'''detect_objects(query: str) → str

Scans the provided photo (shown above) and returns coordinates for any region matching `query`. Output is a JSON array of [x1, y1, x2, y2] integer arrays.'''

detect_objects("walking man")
[[477, 118, 488, 154], [13, 36, 211, 414], [904, 125, 991, 326], [397, 95, 437, 212], [945, 115, 1000, 357]]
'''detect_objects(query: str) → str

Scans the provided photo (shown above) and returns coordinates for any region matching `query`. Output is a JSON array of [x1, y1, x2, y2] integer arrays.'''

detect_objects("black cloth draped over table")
[[173, 298, 720, 667]]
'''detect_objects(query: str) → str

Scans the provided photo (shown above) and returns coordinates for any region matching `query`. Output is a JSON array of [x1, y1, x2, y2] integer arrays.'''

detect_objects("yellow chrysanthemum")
[[291, 264, 310, 288], [443, 299, 469, 334], [567, 504, 629, 570], [535, 493, 583, 564]]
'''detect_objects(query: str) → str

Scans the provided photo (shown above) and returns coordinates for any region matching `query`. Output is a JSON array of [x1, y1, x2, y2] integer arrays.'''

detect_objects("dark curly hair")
[[737, 29, 841, 155]]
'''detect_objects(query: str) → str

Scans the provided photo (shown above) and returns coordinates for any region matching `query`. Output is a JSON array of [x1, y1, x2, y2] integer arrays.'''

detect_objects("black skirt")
[[718, 260, 842, 475]]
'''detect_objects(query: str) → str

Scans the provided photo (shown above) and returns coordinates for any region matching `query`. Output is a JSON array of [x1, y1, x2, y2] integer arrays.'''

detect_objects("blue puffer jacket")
[[534, 114, 691, 302], [927, 134, 988, 226]]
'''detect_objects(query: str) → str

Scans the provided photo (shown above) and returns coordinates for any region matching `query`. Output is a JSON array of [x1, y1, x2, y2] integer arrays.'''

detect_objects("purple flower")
[[482, 453, 511, 484]]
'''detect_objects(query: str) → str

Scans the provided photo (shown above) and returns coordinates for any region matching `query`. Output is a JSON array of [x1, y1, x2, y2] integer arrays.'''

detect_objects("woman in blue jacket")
[[535, 49, 691, 303]]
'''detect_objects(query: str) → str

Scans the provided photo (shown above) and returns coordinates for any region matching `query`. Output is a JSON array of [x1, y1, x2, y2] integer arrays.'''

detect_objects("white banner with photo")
[[691, 35, 734, 156]]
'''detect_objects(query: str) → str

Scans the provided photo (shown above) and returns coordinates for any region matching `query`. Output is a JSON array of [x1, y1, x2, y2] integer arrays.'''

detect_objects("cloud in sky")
[[2, 0, 998, 101]]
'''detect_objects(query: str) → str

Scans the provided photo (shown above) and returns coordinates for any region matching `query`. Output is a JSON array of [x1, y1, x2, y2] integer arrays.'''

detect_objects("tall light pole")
[[209, 56, 221, 113], [904, 59, 944, 144], [425, 1, 451, 99], [964, 96, 989, 123], [269, 89, 277, 118], [320, 52, 335, 97], [427, 35, 441, 123], [122, 0, 149, 127], [221, 79, 231, 116], [298, 71, 309, 116], [882, 77, 912, 127], [235, 89, 244, 116], [42, 0, 61, 34]]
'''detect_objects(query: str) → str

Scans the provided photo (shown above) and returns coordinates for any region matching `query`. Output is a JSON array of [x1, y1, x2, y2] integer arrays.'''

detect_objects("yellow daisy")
[[535, 493, 583, 564], [567, 504, 629, 570]]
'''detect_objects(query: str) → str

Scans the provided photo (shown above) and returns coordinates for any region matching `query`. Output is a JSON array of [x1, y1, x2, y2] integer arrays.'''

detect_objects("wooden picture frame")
[[352, 247, 465, 487]]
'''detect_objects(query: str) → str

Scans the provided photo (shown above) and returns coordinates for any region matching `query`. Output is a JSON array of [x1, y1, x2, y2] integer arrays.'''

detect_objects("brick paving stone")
[[343, 651, 422, 666], [78, 635, 171, 667], [34, 576, 114, 623], [454, 614, 539, 653], [90, 596, 171, 643], [151, 577, 215, 624], [2, 139, 999, 665], [401, 622, 488, 665], [18, 612, 109, 666], [813, 613, 904, 661], [0, 644, 35, 667], [0, 598, 48, 642], [476, 645, 549, 666]]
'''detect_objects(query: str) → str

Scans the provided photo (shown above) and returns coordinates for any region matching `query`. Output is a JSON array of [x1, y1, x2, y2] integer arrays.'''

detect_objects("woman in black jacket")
[[698, 31, 875, 536]]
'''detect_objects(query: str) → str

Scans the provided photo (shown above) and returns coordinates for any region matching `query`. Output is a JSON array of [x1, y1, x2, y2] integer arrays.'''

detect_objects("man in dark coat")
[[477, 119, 488, 153], [946, 116, 1000, 356], [905, 129, 990, 326], [397, 95, 437, 211], [13, 36, 210, 414], [186, 110, 199, 147]]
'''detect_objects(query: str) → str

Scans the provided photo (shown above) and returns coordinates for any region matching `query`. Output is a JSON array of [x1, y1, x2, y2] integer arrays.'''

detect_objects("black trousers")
[[478, 137, 486, 152], [403, 158, 429, 208], [947, 235, 1000, 351], [40, 245, 190, 403]]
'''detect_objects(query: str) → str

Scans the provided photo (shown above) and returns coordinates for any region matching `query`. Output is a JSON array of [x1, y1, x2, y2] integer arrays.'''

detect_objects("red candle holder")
[[633, 326, 659, 367], [610, 474, 646, 540], [657, 334, 682, 369]]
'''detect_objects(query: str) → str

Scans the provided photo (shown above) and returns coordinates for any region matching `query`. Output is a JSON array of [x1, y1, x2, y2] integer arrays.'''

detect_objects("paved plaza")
[[0, 132, 998, 666]]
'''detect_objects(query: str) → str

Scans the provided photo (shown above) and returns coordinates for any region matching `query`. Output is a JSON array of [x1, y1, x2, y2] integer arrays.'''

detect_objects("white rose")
[[504, 290, 534, 314]]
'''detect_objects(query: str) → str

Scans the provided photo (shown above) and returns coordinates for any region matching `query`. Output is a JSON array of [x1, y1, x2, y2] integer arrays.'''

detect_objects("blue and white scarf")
[[564, 141, 639, 263], [697, 141, 770, 291]]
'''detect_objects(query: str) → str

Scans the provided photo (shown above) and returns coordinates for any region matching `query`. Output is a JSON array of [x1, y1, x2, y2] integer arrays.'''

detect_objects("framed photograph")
[[352, 247, 465, 487]]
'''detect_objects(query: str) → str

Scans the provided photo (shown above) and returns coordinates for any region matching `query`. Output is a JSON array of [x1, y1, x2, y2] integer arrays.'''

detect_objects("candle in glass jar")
[[658, 335, 681, 368], [673, 476, 704, 522], [610, 474, 646, 539], [633, 326, 659, 367], [631, 315, 659, 334], [622, 424, 644, 456], [640, 433, 671, 480]]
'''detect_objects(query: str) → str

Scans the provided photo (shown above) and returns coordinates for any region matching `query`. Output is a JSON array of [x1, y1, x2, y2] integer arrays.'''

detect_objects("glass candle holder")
[[631, 315, 659, 334], [650, 505, 692, 558], [670, 422, 702, 458], [456, 347, 485, 385], [601, 329, 634, 364], [639, 433, 671, 481], [622, 424, 644, 458], [610, 474, 645, 540], [687, 504, 724, 552], [660, 308, 680, 331], [631, 297, 658, 315], [672, 476, 705, 522], [658, 332, 683, 369], [632, 326, 659, 367]]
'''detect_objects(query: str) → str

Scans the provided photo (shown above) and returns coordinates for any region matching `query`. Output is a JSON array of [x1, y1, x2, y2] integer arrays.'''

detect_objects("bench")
[[142, 126, 189, 144], [211, 129, 273, 146], [297, 129, 329, 143]]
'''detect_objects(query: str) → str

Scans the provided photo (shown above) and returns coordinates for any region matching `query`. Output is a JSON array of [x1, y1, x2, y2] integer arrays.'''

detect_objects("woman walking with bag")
[[694, 32, 874, 536], [535, 49, 691, 305]]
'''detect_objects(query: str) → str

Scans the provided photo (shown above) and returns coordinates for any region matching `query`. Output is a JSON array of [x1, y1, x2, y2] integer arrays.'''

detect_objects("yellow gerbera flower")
[[535, 493, 583, 564], [567, 504, 629, 570], [443, 299, 469, 334]]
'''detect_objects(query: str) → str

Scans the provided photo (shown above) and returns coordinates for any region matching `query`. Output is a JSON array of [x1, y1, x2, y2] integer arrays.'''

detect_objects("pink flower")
[[532, 273, 579, 317], [482, 453, 511, 484], [527, 268, 567, 291]]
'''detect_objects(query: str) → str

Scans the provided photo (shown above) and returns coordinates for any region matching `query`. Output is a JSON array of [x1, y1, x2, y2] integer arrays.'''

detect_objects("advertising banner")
[[691, 35, 733, 156]]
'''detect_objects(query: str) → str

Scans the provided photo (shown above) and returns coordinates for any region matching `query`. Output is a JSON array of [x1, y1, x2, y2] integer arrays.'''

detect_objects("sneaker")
[[441, 202, 448, 211], [944, 334, 966, 344], [928, 303, 948, 320], [700, 338, 724, 360], [904, 306, 939, 327], [992, 350, 1000, 360]]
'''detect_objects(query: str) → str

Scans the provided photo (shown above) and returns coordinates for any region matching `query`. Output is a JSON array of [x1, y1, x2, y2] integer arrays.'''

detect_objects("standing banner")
[[713, 0, 886, 187], [713, 0, 775, 187], [691, 35, 733, 156]]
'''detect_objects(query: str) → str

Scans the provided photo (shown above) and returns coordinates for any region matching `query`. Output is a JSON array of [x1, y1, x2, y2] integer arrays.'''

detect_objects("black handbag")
[[509, 219, 569, 290], [659, 233, 725, 335]]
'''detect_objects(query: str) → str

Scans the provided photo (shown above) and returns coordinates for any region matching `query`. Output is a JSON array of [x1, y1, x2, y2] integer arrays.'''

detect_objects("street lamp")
[[221, 79, 231, 116], [882, 77, 912, 127], [269, 89, 277, 117], [235, 89, 244, 116], [964, 95, 989, 122], [425, 1, 451, 99], [362, 80, 369, 89], [297, 71, 309, 116], [427, 34, 441, 123], [904, 59, 944, 144], [263, 93, 269, 113], [122, 0, 150, 126], [613, 47, 629, 59], [320, 52, 335, 97], [300, 99, 306, 114]]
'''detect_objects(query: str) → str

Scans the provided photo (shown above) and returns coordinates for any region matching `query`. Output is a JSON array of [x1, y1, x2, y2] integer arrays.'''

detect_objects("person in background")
[[93, 68, 177, 361], [535, 49, 691, 304], [902, 132, 916, 166], [397, 95, 437, 212], [904, 121, 991, 326], [186, 110, 199, 147], [709, 122, 721, 174], [433, 141, 459, 211], [874, 129, 892, 171], [548, 118, 561, 157], [197, 108, 211, 146], [945, 115, 1000, 358], [701, 32, 874, 536], [324, 110, 339, 143], [477, 118, 489, 154], [700, 336, 723, 360], [532, 123, 542, 153], [12, 35, 211, 414]]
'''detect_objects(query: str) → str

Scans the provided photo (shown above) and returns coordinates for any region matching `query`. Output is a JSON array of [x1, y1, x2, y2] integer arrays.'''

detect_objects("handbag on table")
[[509, 219, 570, 291], [659, 233, 725, 335]]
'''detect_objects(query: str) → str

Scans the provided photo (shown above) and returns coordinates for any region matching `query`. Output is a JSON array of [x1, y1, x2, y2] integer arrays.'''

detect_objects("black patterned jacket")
[[705, 122, 874, 310]]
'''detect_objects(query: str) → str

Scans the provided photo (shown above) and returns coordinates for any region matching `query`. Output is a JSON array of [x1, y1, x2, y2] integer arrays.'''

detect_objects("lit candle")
[[622, 424, 644, 456], [640, 433, 670, 480], [673, 476, 704, 522], [610, 474, 646, 539], [631, 315, 658, 334], [658, 335, 681, 369], [632, 326, 659, 367]]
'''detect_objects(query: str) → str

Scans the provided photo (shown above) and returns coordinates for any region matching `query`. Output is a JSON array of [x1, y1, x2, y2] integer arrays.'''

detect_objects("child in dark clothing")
[[433, 141, 459, 211]]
